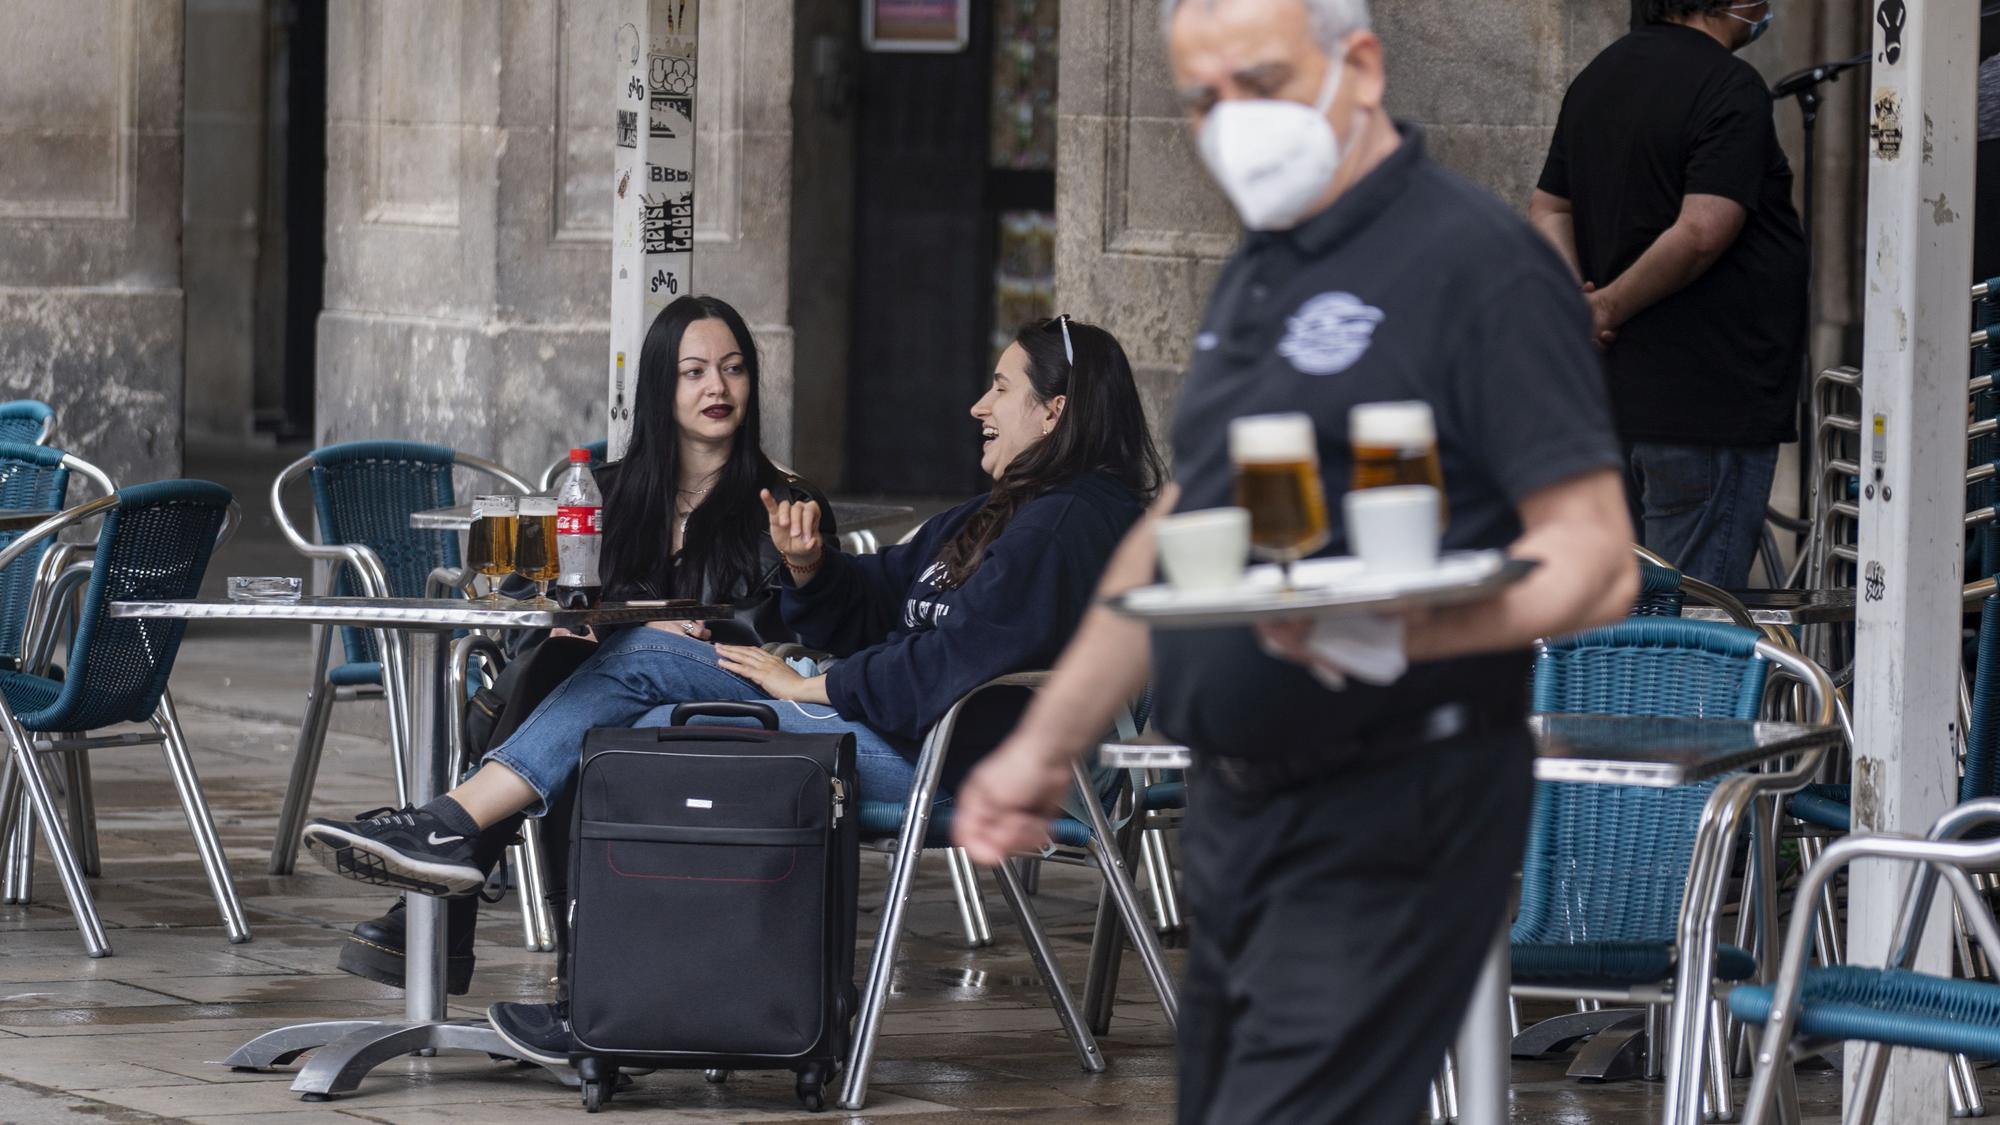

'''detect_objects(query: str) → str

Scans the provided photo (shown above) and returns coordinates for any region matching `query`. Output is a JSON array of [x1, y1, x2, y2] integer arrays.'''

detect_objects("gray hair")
[[1159, 0, 1373, 48]]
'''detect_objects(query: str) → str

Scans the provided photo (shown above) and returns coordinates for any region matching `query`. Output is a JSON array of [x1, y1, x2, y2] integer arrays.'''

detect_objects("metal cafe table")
[[411, 498, 917, 534], [1102, 712, 1845, 1125], [107, 595, 724, 1101]]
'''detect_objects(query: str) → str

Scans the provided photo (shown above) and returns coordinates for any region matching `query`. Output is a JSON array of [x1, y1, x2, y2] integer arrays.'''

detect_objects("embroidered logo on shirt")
[[1276, 292, 1385, 376]]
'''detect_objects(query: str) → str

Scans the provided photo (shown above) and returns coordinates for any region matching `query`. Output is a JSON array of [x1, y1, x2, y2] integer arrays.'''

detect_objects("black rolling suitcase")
[[565, 702, 860, 1113]]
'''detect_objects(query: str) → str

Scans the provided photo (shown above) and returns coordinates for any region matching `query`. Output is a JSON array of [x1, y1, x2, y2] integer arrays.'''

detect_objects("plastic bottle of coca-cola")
[[553, 448, 603, 608]]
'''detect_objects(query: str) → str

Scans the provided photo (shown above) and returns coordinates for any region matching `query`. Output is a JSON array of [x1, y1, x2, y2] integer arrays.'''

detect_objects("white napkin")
[[1303, 613, 1407, 690]]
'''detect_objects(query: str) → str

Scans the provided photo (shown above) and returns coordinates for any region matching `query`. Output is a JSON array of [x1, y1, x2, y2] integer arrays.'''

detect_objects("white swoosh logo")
[[427, 832, 465, 846]]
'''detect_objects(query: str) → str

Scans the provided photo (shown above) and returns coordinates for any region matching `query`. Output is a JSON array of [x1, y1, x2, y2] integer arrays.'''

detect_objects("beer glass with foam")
[[515, 497, 561, 606], [467, 495, 517, 602], [1229, 413, 1330, 581]]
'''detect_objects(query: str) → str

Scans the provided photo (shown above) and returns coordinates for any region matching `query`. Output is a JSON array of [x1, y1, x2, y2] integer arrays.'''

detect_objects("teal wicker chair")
[[1733, 797, 2000, 1125], [0, 401, 55, 446], [0, 481, 247, 957], [1509, 618, 1770, 1110], [266, 441, 532, 874], [1633, 555, 1686, 618]]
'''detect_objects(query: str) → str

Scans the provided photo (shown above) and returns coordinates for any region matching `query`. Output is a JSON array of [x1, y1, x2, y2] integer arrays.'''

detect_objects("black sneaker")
[[303, 806, 485, 897], [489, 1001, 574, 1068], [337, 897, 478, 994]]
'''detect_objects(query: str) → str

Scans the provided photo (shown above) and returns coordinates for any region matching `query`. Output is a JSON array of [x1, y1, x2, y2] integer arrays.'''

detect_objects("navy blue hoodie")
[[780, 471, 1144, 746]]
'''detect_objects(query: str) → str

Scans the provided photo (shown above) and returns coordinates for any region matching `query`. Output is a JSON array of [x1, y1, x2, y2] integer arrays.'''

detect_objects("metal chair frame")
[[836, 673, 1178, 1110], [0, 490, 249, 957], [443, 632, 557, 953], [266, 448, 532, 875], [1742, 797, 2000, 1125], [1494, 629, 1836, 1125]]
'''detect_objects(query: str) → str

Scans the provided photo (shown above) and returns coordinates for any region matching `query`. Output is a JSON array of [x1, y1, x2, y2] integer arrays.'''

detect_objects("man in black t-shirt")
[[953, 1, 1639, 1120], [1530, 0, 1807, 587]]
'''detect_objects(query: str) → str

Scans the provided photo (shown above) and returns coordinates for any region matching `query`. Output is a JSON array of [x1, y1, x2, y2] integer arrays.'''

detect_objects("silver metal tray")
[[1106, 551, 1536, 629]]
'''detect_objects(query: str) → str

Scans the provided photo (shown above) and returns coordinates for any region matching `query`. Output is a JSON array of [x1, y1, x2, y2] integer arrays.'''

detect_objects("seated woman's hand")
[[715, 644, 830, 704], [647, 619, 711, 641], [760, 489, 823, 572]]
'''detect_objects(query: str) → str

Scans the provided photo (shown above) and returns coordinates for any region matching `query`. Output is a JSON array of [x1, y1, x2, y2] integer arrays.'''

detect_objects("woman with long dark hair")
[[304, 315, 1164, 1053], [331, 294, 833, 994]]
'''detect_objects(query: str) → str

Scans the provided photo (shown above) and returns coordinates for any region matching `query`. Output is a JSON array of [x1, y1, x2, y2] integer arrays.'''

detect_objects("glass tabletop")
[[109, 596, 729, 631], [1528, 713, 1842, 787], [410, 499, 917, 533], [0, 509, 60, 532], [1103, 713, 1842, 786], [1681, 587, 1855, 626]]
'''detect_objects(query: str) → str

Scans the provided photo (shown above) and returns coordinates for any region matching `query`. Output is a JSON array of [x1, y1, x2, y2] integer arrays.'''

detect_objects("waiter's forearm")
[[1405, 470, 1636, 661]]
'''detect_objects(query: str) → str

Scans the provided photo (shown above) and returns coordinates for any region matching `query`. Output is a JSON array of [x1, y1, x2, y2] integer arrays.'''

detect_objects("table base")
[[222, 1017, 576, 1098]]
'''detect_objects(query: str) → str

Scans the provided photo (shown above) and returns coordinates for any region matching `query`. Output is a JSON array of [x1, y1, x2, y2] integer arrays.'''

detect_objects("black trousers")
[[1175, 727, 1533, 1125]]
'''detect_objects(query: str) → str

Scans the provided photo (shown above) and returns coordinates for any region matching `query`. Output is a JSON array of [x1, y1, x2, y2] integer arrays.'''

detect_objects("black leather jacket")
[[593, 461, 837, 647]]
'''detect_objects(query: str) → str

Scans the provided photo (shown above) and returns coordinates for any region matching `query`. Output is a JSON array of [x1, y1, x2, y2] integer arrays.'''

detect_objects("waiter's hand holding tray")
[[1106, 549, 1537, 630]]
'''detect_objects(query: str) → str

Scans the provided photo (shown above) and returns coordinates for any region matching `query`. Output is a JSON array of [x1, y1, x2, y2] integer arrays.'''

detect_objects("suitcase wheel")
[[796, 1067, 827, 1113], [581, 1078, 608, 1113], [704, 1069, 731, 1083]]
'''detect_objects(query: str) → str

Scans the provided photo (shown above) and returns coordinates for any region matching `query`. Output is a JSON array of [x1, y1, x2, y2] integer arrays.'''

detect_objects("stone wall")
[[316, 0, 801, 481], [1058, 0, 1865, 451], [0, 0, 184, 485]]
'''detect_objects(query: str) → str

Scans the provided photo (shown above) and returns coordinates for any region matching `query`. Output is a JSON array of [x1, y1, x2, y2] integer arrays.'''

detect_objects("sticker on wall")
[[1870, 88, 1903, 161], [1875, 0, 1906, 66]]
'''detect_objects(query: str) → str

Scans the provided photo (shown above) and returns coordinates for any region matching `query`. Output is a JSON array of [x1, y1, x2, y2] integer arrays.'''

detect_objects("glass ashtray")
[[228, 576, 303, 602]]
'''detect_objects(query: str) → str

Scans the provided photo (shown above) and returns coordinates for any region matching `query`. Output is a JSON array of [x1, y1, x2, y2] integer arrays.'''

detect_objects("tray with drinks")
[[1107, 550, 1536, 630]]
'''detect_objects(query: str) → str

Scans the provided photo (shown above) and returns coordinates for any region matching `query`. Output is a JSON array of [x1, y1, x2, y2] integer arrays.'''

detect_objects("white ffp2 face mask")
[[1197, 57, 1348, 232]]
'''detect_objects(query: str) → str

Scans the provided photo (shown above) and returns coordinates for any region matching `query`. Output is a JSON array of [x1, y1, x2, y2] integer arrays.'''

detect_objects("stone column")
[[0, 0, 185, 485], [318, 0, 800, 476]]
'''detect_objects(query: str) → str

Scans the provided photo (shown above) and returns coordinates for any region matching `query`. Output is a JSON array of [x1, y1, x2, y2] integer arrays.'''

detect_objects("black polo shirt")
[[1151, 126, 1621, 764], [1539, 23, 1807, 446]]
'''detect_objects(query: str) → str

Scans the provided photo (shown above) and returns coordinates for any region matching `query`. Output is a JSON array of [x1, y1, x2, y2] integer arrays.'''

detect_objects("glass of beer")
[[1229, 413, 1330, 585], [515, 497, 561, 607], [1350, 401, 1445, 522], [466, 495, 517, 602]]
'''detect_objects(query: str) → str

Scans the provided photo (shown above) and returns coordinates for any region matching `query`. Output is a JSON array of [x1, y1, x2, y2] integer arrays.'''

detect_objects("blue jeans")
[[1623, 443, 1779, 588], [482, 626, 917, 816]]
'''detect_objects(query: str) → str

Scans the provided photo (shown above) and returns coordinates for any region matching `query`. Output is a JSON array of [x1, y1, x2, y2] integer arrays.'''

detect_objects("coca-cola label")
[[556, 504, 602, 586], [556, 506, 601, 536]]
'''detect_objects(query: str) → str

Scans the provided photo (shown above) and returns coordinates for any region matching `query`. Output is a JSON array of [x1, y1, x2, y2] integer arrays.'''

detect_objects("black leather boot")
[[336, 894, 480, 994]]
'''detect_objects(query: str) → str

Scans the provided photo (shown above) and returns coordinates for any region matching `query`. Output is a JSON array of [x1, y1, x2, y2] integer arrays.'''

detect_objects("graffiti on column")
[[644, 0, 697, 330], [606, 2, 697, 457]]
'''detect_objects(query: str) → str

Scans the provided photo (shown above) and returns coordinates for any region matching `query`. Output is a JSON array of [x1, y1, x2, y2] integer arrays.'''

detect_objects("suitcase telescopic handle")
[[668, 700, 781, 731]]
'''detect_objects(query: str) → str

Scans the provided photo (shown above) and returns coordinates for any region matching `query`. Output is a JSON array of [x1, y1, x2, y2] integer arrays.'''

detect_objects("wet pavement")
[[0, 441, 1976, 1122]]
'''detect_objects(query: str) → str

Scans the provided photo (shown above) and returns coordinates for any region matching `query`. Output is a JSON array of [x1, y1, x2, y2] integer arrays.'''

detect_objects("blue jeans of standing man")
[[1623, 443, 1779, 587], [482, 626, 918, 816]]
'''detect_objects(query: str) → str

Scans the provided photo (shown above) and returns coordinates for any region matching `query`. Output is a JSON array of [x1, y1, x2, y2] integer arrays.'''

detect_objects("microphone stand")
[[1778, 51, 1868, 575]]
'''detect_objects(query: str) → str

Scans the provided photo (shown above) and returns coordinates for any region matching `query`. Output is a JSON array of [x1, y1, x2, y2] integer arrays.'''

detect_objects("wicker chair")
[[1509, 618, 1774, 1117], [0, 401, 55, 446], [267, 441, 531, 874], [0, 481, 247, 957]]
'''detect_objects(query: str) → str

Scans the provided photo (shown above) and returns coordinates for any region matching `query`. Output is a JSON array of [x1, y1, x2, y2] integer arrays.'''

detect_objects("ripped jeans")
[[481, 625, 917, 816]]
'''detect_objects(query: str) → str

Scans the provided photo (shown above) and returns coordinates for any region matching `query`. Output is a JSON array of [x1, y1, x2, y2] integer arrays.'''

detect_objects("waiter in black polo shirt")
[[1530, 0, 1807, 587], [954, 0, 1639, 1121]]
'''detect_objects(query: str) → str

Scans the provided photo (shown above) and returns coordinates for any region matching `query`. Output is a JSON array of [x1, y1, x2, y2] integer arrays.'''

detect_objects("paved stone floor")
[[0, 440, 1982, 1122]]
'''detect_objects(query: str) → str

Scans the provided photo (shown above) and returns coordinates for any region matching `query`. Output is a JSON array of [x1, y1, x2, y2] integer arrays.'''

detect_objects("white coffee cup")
[[1154, 507, 1251, 590], [1344, 485, 1442, 573]]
